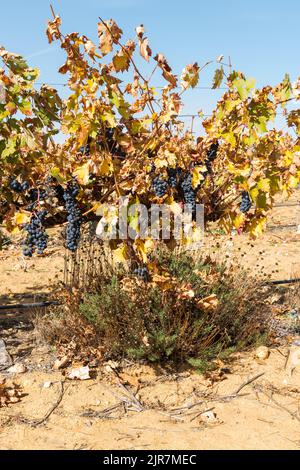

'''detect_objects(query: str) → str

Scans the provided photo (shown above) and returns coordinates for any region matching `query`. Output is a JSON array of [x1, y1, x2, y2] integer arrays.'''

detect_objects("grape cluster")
[[180, 173, 196, 212], [206, 142, 219, 164], [167, 167, 181, 188], [133, 266, 149, 281], [202, 142, 219, 179], [63, 180, 82, 252], [23, 210, 48, 257], [240, 191, 252, 213], [10, 179, 30, 193], [152, 176, 168, 198], [79, 128, 126, 160]]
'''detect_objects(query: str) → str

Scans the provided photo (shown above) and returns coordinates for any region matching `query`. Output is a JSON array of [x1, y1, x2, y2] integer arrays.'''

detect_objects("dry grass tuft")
[[36, 240, 272, 372]]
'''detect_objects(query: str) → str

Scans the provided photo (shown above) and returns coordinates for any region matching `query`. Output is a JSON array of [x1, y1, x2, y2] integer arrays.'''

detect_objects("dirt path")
[[1, 198, 300, 450]]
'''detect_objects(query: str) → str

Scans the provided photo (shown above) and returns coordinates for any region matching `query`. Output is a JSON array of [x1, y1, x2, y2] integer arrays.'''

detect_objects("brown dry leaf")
[[139, 37, 152, 62], [151, 273, 175, 291], [196, 294, 219, 312], [124, 73, 140, 97], [204, 366, 228, 386], [119, 372, 140, 388], [84, 40, 97, 58], [166, 93, 181, 116], [194, 269, 220, 285], [98, 20, 123, 55], [46, 16, 61, 43], [154, 53, 177, 88], [98, 23, 113, 55]]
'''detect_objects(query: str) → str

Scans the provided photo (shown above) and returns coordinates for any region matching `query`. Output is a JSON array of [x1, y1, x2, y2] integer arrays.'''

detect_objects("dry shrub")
[[40, 245, 271, 372]]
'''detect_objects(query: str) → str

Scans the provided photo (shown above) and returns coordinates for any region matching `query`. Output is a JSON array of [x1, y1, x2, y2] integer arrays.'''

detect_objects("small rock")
[[43, 381, 52, 389], [201, 410, 220, 424], [7, 363, 27, 374], [68, 365, 90, 381], [255, 346, 270, 360]]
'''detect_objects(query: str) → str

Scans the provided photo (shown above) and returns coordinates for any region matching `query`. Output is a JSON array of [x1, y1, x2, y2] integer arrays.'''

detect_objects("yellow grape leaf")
[[192, 166, 206, 188], [15, 212, 30, 226], [233, 213, 245, 229], [288, 175, 299, 188], [223, 132, 236, 147], [154, 157, 168, 169], [50, 167, 65, 184], [234, 78, 248, 100], [249, 217, 266, 237], [134, 238, 154, 263], [256, 117, 268, 134], [102, 111, 116, 128], [128, 210, 140, 233], [245, 77, 256, 91], [113, 244, 128, 264], [73, 162, 90, 185], [227, 162, 251, 177], [99, 158, 112, 176], [256, 178, 270, 192], [249, 186, 259, 202]]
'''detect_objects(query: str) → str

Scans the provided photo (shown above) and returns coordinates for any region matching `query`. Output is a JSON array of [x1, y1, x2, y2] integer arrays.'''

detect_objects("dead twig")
[[233, 372, 265, 396], [255, 384, 300, 423], [81, 402, 123, 419], [18, 381, 65, 427], [169, 372, 265, 414], [117, 382, 144, 412], [190, 407, 215, 422]]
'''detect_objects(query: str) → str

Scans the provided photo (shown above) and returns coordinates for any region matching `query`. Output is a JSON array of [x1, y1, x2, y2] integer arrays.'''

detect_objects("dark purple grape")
[[22, 210, 48, 257], [63, 180, 82, 251], [133, 266, 149, 281], [152, 177, 168, 197], [240, 191, 252, 213]]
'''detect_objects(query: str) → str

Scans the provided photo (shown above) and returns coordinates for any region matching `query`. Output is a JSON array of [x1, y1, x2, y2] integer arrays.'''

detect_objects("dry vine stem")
[[254, 383, 300, 423], [170, 372, 265, 415], [18, 381, 65, 427]]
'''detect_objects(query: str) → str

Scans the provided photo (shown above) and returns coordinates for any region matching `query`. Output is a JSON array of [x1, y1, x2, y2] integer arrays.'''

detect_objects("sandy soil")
[[1, 198, 300, 450]]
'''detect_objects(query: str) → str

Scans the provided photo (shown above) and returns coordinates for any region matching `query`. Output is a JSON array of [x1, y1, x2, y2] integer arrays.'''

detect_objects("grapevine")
[[0, 10, 299, 263]]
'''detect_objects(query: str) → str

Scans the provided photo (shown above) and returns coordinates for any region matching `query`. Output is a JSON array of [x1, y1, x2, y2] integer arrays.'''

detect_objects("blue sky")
[[1, 0, 299, 131]]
